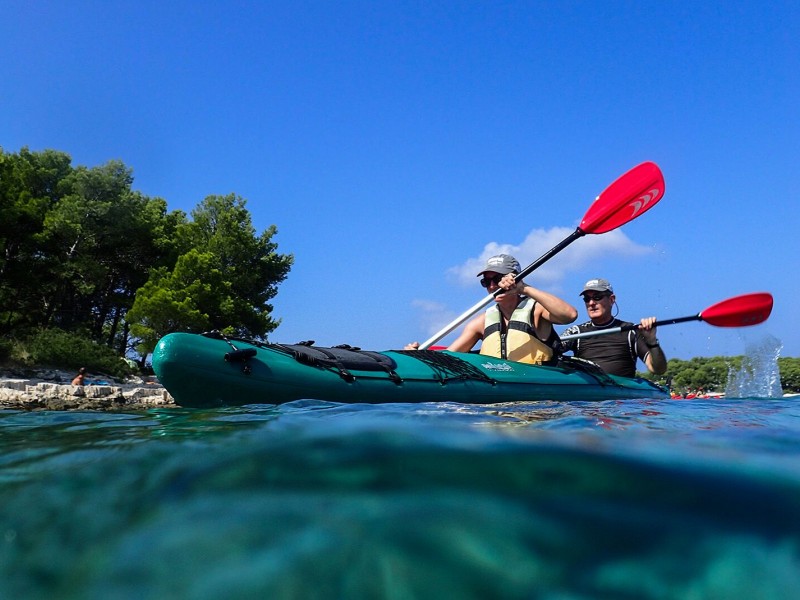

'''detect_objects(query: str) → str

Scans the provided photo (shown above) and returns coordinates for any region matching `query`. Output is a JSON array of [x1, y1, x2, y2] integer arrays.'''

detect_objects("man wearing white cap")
[[406, 254, 578, 365], [561, 278, 667, 377]]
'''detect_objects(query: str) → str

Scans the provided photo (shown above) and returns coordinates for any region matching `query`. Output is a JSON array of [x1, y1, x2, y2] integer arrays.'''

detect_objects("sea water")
[[1, 364, 798, 597]]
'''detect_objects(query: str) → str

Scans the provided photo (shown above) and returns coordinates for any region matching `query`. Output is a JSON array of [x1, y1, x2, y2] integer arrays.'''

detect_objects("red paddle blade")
[[700, 293, 774, 327], [579, 162, 665, 234]]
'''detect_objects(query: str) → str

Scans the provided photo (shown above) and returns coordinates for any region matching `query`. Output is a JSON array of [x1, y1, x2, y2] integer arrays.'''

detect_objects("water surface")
[[1, 397, 799, 598]]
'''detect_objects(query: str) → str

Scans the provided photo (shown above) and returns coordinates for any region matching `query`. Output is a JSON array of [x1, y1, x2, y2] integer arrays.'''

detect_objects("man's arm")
[[639, 317, 667, 374], [518, 283, 578, 325]]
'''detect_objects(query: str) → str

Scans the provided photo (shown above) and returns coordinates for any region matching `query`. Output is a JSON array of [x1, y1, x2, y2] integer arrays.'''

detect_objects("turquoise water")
[[1, 396, 800, 599]]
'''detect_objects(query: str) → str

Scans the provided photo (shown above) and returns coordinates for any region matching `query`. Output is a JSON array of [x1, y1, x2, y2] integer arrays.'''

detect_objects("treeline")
[[0, 147, 292, 373], [640, 356, 800, 394]]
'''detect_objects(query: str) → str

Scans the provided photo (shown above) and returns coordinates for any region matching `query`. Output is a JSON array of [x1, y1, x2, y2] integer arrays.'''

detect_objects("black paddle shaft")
[[497, 230, 585, 298], [620, 314, 702, 332]]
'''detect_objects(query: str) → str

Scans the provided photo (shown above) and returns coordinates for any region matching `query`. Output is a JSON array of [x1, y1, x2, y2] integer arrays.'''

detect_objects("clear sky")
[[2, 1, 798, 359]]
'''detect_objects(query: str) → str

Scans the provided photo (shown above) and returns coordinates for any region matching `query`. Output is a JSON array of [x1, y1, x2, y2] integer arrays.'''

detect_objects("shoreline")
[[0, 368, 176, 411]]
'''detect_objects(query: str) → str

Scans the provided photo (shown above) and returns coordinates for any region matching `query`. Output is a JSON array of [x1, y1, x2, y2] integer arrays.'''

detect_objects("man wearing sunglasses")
[[406, 254, 578, 365], [560, 278, 667, 378]]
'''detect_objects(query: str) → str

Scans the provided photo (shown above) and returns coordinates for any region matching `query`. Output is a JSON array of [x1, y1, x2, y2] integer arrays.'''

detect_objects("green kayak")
[[152, 332, 668, 408]]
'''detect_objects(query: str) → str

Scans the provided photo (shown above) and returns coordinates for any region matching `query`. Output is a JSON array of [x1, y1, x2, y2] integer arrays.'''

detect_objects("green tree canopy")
[[1, 147, 292, 365], [0, 148, 73, 330], [127, 194, 293, 354]]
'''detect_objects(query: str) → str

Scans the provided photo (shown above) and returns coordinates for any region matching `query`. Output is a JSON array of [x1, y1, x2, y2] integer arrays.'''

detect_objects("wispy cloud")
[[446, 227, 652, 287]]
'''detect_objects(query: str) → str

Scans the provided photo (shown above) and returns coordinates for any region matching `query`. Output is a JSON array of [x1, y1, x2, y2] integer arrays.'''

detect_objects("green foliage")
[[128, 194, 293, 354], [32, 161, 183, 345], [0, 149, 185, 348], [127, 258, 217, 352], [1, 147, 292, 362], [778, 358, 800, 392], [0, 338, 13, 362], [0, 148, 73, 331], [24, 329, 132, 378]]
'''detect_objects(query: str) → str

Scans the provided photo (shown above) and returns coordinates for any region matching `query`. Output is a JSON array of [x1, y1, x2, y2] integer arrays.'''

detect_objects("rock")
[[83, 385, 116, 398], [0, 379, 28, 392], [0, 374, 176, 411]]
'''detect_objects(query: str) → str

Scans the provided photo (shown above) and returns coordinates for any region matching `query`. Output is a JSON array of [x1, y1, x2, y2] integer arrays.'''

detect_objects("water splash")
[[725, 333, 783, 398]]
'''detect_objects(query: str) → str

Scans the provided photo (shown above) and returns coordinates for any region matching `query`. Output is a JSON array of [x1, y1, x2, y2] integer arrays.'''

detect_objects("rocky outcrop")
[[0, 372, 175, 411]]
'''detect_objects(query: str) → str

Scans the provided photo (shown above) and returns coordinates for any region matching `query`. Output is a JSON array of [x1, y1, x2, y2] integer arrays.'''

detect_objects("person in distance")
[[71, 367, 87, 386], [560, 278, 667, 378], [405, 254, 578, 365]]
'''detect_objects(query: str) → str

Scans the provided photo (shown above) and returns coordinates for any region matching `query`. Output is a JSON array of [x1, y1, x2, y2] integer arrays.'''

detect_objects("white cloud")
[[446, 226, 652, 287], [411, 299, 460, 337]]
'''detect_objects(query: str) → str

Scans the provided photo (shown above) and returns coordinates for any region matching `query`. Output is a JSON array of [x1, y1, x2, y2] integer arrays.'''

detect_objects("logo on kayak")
[[481, 362, 515, 372], [630, 187, 661, 217]]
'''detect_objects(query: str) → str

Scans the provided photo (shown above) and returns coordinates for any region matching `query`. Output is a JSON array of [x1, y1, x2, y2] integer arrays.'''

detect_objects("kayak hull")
[[152, 332, 669, 408]]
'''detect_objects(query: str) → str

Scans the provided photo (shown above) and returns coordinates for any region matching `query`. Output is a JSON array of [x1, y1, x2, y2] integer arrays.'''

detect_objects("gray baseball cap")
[[477, 254, 521, 276], [580, 278, 614, 295]]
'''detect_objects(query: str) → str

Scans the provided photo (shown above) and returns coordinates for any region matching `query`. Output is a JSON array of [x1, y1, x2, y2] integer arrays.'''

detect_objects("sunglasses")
[[480, 274, 504, 288], [583, 294, 609, 303]]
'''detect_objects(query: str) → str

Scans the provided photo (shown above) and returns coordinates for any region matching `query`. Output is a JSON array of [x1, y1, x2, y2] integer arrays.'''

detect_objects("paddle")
[[559, 293, 774, 341], [419, 161, 666, 349]]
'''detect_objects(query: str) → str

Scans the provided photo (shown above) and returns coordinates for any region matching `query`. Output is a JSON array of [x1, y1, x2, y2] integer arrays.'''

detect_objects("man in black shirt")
[[560, 278, 667, 378]]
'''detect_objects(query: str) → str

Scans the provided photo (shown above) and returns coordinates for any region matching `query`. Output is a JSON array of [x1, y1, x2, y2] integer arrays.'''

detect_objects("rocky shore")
[[0, 369, 176, 411]]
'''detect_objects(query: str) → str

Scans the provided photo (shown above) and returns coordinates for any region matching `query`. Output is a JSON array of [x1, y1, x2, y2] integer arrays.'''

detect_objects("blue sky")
[[2, 1, 798, 359]]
